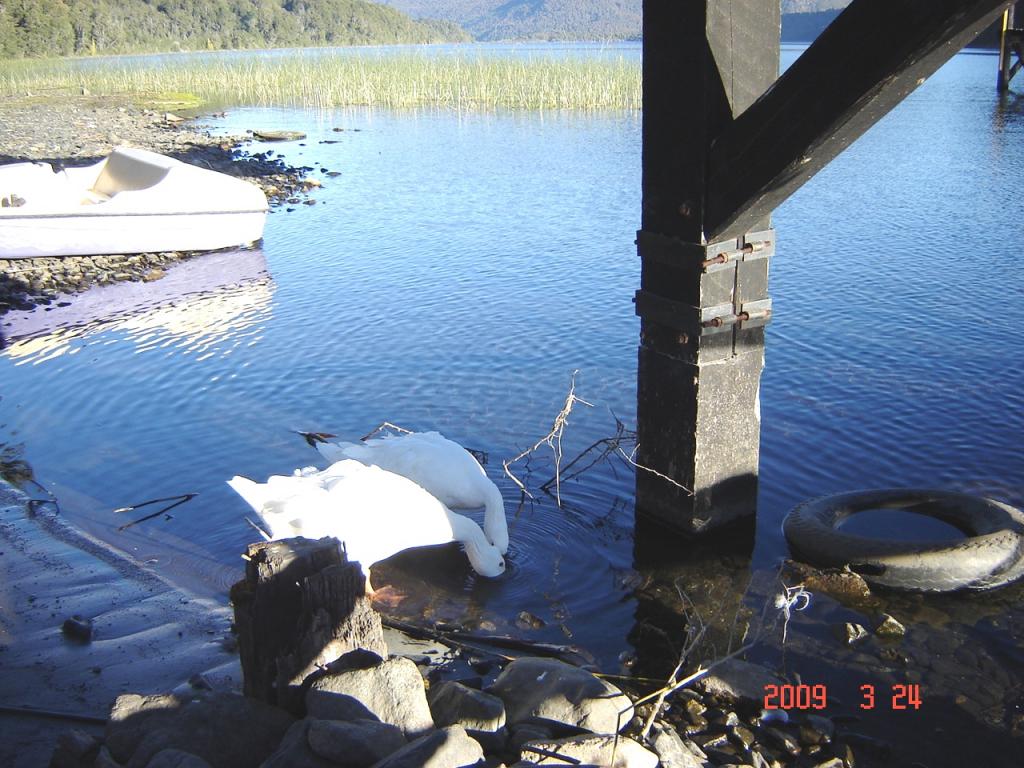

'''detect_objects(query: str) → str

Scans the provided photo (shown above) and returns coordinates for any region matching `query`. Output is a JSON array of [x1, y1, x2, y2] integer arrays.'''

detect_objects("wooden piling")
[[230, 537, 386, 712], [635, 0, 778, 534], [636, 0, 1010, 535], [998, 3, 1023, 92]]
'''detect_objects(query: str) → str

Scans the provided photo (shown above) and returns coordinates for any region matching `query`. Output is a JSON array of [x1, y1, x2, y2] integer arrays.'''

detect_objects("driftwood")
[[380, 617, 596, 668], [230, 536, 385, 712]]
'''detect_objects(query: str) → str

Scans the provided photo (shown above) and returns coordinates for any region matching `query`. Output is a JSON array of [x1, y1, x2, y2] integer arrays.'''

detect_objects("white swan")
[[309, 431, 509, 555], [227, 459, 505, 592]]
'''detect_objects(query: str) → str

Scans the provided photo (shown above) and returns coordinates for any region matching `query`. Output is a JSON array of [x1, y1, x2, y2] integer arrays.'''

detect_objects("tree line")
[[0, 0, 469, 58]]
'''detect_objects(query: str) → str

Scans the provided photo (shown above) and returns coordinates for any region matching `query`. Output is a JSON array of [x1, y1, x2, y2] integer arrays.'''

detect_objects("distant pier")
[[998, 2, 1023, 91]]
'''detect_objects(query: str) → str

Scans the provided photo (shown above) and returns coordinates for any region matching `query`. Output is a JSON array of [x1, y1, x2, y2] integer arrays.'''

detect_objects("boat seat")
[[90, 148, 175, 198]]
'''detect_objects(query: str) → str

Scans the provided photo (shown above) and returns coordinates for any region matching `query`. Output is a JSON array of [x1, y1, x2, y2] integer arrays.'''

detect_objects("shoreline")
[[0, 95, 315, 314]]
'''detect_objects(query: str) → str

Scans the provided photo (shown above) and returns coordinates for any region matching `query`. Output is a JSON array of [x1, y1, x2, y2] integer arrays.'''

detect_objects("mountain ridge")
[[380, 1, 854, 41]]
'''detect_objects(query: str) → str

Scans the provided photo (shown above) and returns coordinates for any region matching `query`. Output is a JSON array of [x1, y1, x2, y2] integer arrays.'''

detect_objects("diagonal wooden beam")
[[705, 0, 1011, 242]]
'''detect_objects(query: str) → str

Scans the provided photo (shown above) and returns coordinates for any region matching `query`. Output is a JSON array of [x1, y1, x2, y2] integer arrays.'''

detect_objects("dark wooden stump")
[[230, 536, 386, 712]]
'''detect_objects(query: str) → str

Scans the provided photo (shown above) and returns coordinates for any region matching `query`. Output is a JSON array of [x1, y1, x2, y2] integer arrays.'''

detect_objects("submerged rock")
[[696, 659, 784, 705]]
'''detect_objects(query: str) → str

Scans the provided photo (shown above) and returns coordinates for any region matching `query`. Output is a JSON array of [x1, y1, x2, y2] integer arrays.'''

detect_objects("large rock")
[[647, 723, 709, 768], [369, 725, 484, 768], [306, 657, 433, 738], [429, 682, 506, 732], [695, 659, 784, 704], [105, 691, 294, 768], [307, 719, 407, 767], [50, 729, 101, 768], [259, 719, 335, 768], [520, 734, 658, 767], [487, 658, 634, 734], [145, 750, 213, 768]]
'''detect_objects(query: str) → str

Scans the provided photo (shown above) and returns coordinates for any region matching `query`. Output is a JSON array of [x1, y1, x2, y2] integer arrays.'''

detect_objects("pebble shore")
[[0, 95, 314, 313]]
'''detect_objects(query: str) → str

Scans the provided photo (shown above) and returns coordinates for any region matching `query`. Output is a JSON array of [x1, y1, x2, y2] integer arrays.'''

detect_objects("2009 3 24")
[[763, 684, 922, 711]]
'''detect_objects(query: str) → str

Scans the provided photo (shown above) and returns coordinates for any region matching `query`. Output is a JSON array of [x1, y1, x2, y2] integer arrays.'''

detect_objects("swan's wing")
[[330, 431, 492, 510], [323, 463, 457, 565]]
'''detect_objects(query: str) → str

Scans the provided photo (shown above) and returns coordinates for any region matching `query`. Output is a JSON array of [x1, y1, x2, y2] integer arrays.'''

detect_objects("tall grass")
[[0, 53, 641, 111]]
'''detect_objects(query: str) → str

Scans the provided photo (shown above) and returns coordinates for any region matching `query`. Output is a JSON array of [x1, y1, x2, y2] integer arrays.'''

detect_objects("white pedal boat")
[[0, 147, 268, 258]]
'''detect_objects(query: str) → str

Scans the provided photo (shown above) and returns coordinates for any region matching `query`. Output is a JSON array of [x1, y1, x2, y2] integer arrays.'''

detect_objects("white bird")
[[308, 431, 510, 555], [227, 459, 505, 593]]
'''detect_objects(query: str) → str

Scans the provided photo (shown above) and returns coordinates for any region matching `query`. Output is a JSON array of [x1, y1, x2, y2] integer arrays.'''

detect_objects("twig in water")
[[540, 412, 632, 491], [503, 370, 592, 505], [294, 430, 338, 448], [774, 583, 812, 644], [0, 703, 107, 725], [616, 443, 693, 494], [359, 421, 413, 441], [114, 493, 197, 531], [244, 516, 271, 541]]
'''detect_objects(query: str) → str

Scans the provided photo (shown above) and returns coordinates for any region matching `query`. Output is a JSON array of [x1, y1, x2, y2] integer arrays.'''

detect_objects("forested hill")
[[0, 0, 469, 58], [380, 1, 855, 42]]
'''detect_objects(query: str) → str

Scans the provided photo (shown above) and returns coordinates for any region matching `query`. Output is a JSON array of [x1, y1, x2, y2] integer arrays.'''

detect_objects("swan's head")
[[464, 540, 506, 578]]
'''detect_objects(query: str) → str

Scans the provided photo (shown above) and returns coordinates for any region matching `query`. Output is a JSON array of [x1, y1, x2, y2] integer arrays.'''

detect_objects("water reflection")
[[0, 249, 272, 365]]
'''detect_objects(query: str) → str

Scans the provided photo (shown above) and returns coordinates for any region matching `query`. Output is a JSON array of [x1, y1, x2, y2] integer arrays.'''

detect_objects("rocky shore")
[[51, 642, 860, 768], [0, 96, 317, 313]]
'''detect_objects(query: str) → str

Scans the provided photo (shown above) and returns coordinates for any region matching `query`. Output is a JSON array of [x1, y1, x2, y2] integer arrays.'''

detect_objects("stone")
[[647, 723, 708, 768], [105, 691, 293, 768], [429, 682, 506, 732], [508, 723, 554, 753], [145, 750, 212, 768], [306, 656, 433, 738], [429, 681, 507, 752], [61, 614, 94, 643], [94, 747, 122, 768], [306, 719, 406, 767], [260, 719, 335, 768], [837, 622, 870, 646], [696, 659, 785, 705], [520, 734, 658, 768], [874, 614, 906, 639], [487, 657, 633, 734], [369, 725, 484, 768], [49, 729, 100, 768]]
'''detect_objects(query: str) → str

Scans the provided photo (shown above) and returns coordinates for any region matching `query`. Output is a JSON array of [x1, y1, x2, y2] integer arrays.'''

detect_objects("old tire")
[[782, 489, 1024, 592]]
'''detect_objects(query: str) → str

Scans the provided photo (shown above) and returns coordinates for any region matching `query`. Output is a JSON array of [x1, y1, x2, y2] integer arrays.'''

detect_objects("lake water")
[[2, 45, 1023, 763]]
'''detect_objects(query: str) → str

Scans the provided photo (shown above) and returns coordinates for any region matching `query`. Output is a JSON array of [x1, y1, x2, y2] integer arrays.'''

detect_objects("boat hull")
[[0, 147, 269, 259], [0, 209, 266, 258]]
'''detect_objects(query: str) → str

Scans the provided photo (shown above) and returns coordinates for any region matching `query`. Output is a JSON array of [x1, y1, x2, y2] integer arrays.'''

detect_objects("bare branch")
[[503, 370, 592, 506]]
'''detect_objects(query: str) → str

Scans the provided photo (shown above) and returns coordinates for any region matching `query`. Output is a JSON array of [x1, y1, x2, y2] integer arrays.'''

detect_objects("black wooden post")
[[636, 0, 1009, 535], [635, 0, 779, 533]]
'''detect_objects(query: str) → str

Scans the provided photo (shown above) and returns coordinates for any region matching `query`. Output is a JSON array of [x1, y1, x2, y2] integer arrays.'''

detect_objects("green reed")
[[0, 52, 641, 110]]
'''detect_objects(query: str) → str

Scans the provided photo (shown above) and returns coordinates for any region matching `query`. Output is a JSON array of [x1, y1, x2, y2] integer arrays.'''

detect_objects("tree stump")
[[230, 536, 386, 712]]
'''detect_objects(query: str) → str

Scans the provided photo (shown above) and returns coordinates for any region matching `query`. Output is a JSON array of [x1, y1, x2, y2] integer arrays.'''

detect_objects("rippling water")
[[2, 46, 1023, 761]]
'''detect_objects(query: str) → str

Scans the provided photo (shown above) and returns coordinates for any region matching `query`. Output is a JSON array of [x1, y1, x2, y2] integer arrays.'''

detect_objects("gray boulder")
[[307, 719, 407, 767], [428, 681, 507, 751], [307, 657, 433, 738], [647, 723, 709, 768], [520, 734, 658, 767], [429, 682, 506, 732], [145, 750, 213, 768], [105, 691, 294, 768], [487, 658, 633, 734], [369, 725, 484, 768], [695, 659, 784, 704], [49, 729, 101, 768], [260, 720, 336, 768]]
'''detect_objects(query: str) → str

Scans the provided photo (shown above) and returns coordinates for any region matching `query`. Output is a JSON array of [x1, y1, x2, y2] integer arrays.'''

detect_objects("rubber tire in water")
[[782, 488, 1024, 592]]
